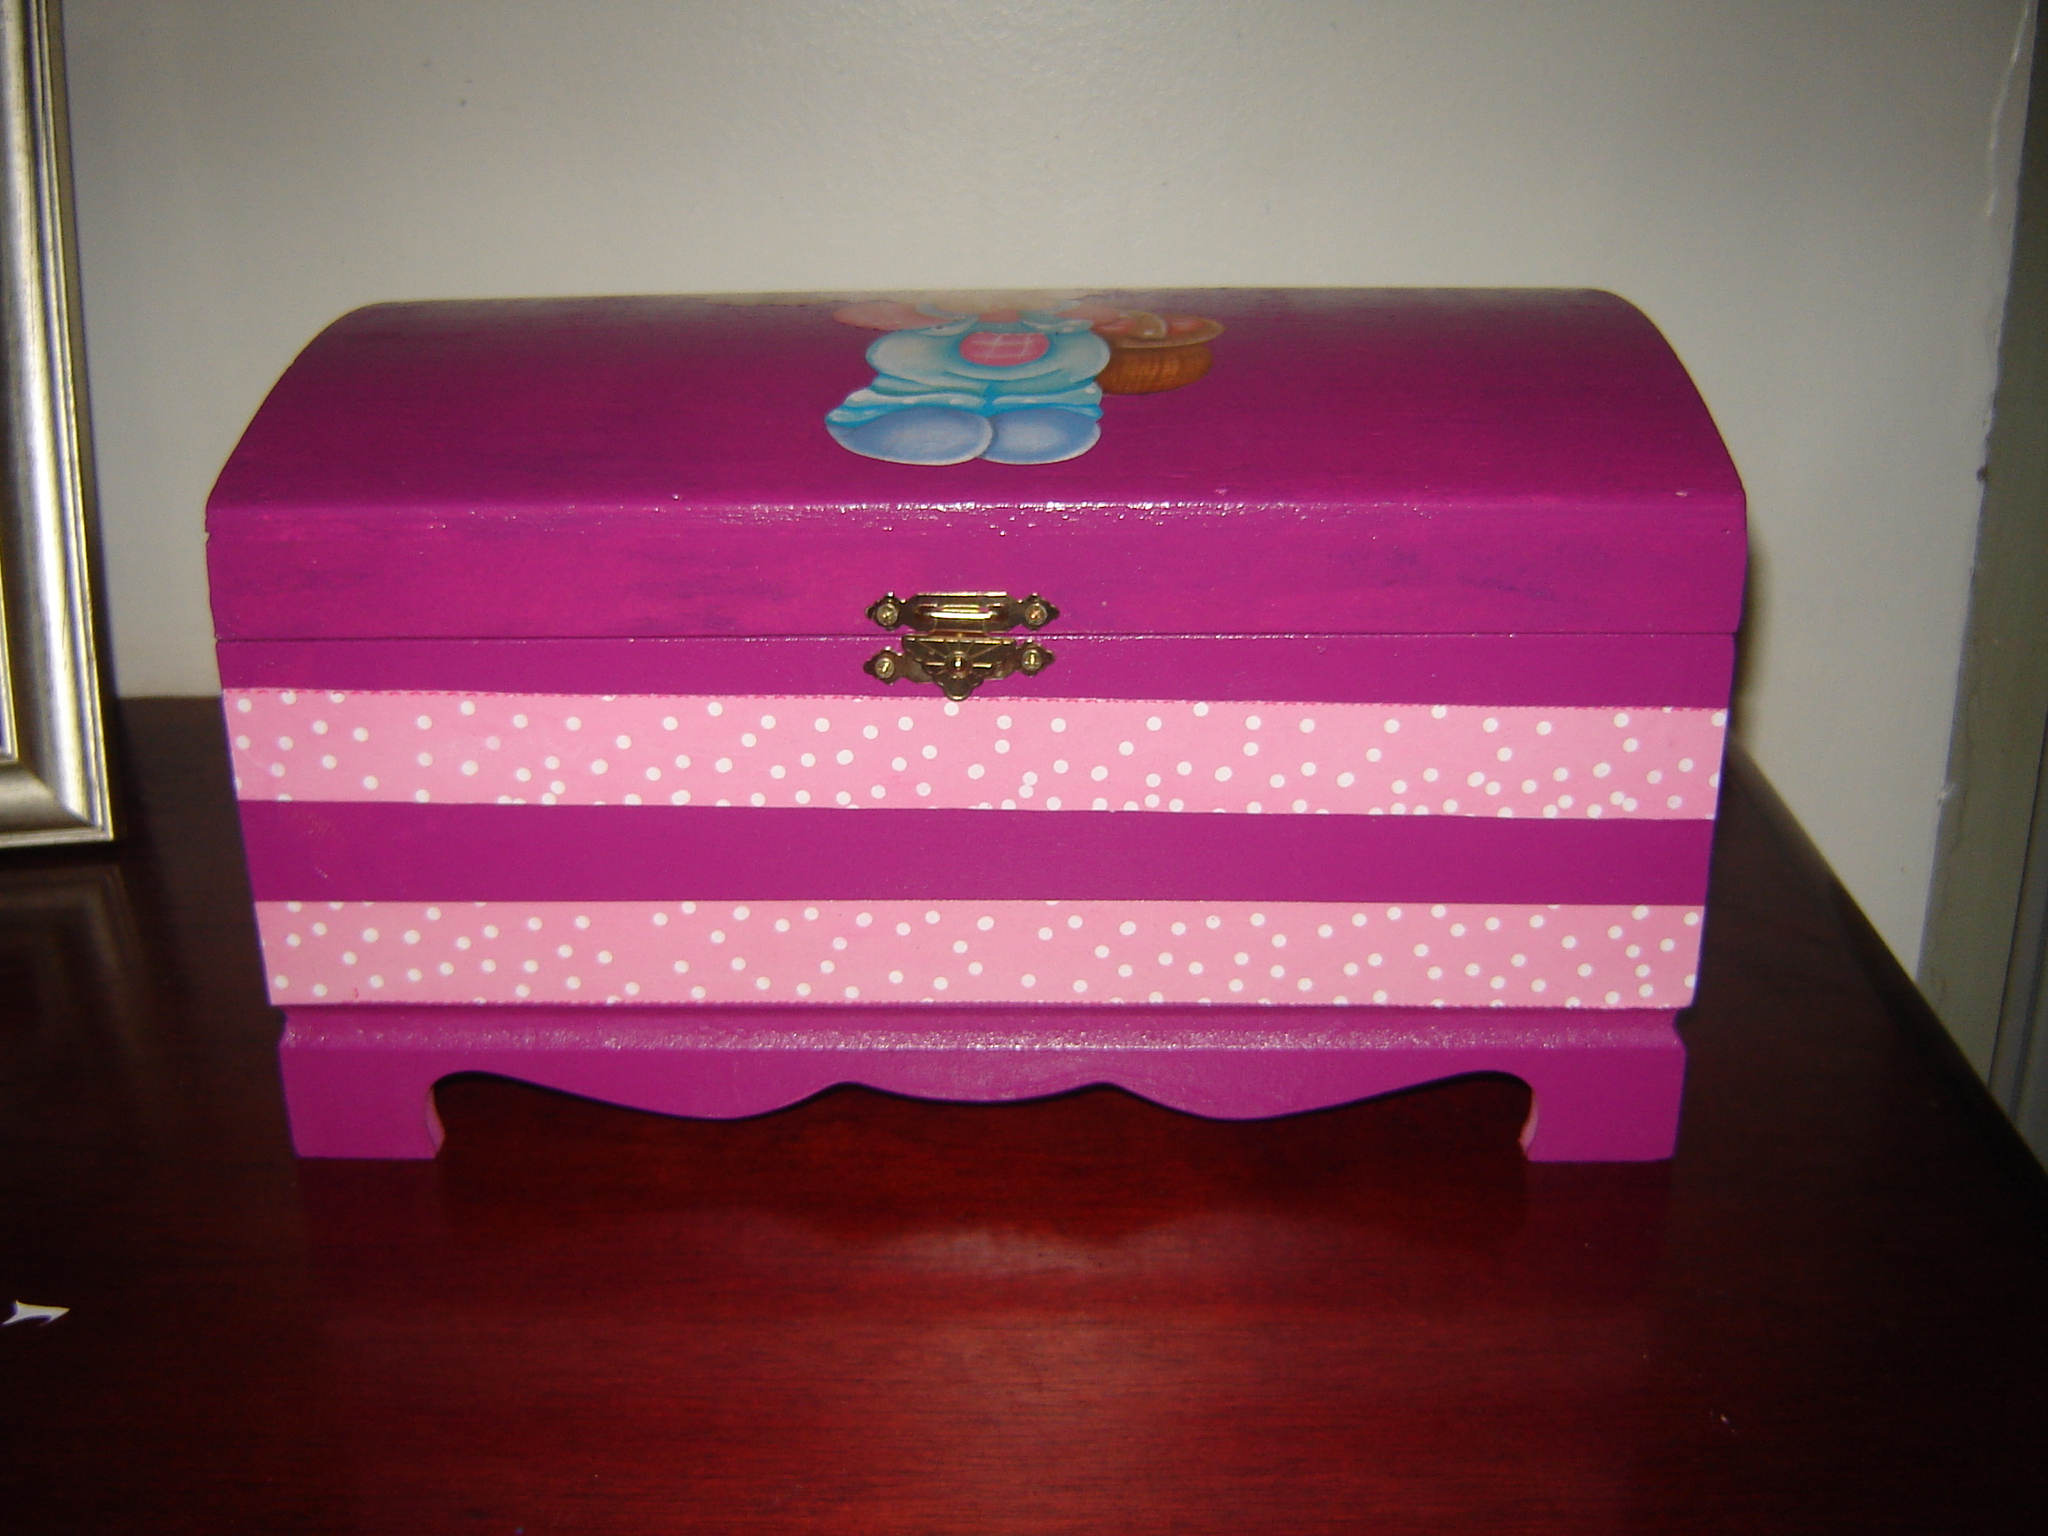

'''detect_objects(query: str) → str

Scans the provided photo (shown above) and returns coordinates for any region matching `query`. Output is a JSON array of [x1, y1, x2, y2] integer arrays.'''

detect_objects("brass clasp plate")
[[864, 592, 1057, 701]]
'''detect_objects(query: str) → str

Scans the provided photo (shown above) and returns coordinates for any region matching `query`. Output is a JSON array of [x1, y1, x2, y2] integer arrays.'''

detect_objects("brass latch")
[[863, 592, 1057, 701]]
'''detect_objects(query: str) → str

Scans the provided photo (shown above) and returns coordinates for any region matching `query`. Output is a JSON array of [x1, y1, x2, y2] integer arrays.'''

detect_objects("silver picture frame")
[[0, 0, 111, 847]]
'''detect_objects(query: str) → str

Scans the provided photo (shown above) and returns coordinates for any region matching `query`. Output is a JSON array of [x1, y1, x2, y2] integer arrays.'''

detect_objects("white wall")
[[62, 0, 2030, 999]]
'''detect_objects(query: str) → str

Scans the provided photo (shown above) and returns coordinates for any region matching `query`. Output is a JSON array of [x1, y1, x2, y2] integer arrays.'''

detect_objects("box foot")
[[277, 1006, 1685, 1161]]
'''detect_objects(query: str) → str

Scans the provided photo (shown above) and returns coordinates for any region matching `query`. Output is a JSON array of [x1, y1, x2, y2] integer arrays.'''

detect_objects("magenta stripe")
[[208, 507, 1746, 641], [217, 633, 1733, 707], [238, 801, 1713, 904]]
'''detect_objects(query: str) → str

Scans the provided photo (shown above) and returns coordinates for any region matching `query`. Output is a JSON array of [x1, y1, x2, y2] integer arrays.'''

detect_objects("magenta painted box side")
[[215, 633, 1738, 706]]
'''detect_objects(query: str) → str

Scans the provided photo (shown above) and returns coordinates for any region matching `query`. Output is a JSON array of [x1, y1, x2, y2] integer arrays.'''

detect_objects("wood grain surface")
[[2, 700, 2044, 1534]]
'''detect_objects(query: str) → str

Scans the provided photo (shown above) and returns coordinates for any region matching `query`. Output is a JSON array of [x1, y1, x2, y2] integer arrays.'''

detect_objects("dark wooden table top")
[[3, 699, 2044, 1534]]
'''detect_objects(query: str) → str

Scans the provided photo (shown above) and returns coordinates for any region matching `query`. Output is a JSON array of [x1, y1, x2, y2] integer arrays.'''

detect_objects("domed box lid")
[[206, 289, 1745, 642]]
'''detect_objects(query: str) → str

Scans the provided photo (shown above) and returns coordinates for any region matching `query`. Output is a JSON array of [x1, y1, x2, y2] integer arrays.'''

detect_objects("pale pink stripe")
[[257, 899, 1703, 1011], [227, 691, 1725, 821]]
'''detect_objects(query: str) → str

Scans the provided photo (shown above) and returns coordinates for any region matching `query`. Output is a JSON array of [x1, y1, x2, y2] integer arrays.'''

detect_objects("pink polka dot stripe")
[[259, 899, 1702, 1011], [227, 690, 1726, 819]]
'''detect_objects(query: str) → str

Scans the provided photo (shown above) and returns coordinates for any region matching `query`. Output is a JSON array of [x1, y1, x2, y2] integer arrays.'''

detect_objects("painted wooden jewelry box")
[[207, 289, 1744, 1160]]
